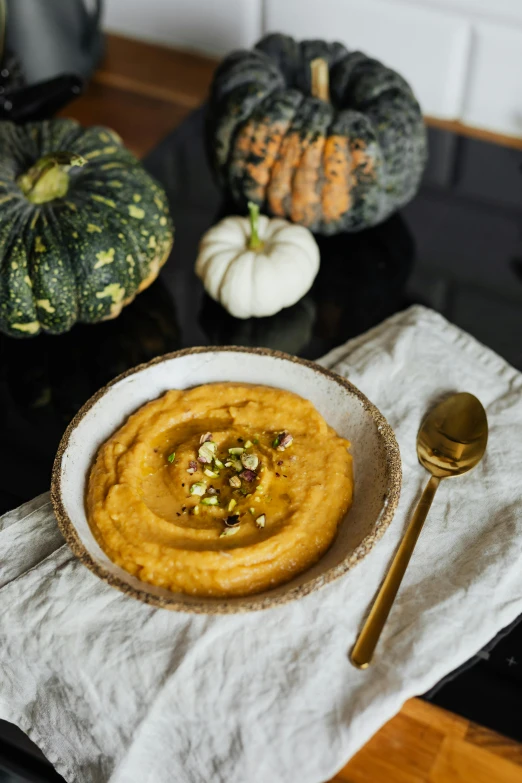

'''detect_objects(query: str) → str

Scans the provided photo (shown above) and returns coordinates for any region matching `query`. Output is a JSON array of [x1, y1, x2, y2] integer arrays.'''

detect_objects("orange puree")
[[86, 383, 353, 597]]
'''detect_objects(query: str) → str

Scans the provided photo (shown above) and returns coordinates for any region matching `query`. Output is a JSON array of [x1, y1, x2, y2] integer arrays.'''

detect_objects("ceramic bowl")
[[51, 347, 401, 613]]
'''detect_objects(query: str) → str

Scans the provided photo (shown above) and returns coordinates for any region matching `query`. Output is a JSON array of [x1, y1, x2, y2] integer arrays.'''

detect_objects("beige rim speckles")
[[51, 346, 402, 614]]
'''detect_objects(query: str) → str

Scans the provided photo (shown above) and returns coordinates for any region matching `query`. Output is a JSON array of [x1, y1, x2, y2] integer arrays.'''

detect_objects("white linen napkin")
[[1, 304, 522, 783]]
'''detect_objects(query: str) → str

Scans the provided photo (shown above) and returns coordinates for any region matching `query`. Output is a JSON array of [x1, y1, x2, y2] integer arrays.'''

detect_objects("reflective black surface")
[[1, 107, 522, 761], [3, 107, 522, 513]]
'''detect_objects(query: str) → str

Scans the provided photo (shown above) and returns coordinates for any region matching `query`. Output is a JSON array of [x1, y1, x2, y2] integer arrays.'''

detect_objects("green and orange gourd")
[[207, 34, 427, 234]]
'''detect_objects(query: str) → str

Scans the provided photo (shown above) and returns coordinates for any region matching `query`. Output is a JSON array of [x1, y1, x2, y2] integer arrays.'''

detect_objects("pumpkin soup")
[[86, 383, 353, 597]]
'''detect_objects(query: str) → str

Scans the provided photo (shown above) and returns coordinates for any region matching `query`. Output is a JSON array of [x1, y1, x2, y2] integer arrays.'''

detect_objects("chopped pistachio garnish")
[[220, 525, 240, 537], [241, 452, 259, 471], [225, 514, 240, 527], [191, 504, 200, 516], [249, 507, 255, 515], [201, 495, 219, 506], [224, 461, 233, 468], [200, 432, 213, 444], [204, 468, 219, 478], [214, 457, 225, 470], [189, 481, 207, 496], [240, 469, 257, 482], [255, 514, 266, 529], [230, 457, 243, 472], [228, 447, 244, 455], [207, 487, 217, 495], [273, 431, 293, 451], [187, 460, 198, 474], [167, 452, 176, 463], [253, 438, 259, 444], [229, 475, 241, 488], [228, 498, 237, 512], [244, 440, 253, 448], [198, 441, 216, 463]]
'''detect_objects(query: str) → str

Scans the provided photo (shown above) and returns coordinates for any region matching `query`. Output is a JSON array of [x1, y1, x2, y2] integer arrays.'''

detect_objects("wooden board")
[[330, 699, 522, 782], [61, 33, 522, 782]]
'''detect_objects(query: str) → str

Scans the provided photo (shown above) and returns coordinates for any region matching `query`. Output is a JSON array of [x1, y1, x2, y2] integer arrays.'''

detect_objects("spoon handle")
[[351, 474, 440, 669]]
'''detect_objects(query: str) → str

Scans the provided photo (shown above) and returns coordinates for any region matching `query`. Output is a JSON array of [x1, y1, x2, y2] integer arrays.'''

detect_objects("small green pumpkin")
[[207, 33, 427, 234], [0, 118, 174, 337]]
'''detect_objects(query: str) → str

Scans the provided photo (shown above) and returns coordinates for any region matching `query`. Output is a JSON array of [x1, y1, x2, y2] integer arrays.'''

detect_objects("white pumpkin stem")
[[247, 201, 264, 251], [310, 58, 330, 103], [17, 152, 87, 204]]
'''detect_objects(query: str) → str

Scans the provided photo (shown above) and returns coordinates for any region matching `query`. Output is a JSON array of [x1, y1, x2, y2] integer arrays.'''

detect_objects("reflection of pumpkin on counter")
[[207, 33, 427, 234], [200, 294, 316, 356], [0, 118, 173, 337]]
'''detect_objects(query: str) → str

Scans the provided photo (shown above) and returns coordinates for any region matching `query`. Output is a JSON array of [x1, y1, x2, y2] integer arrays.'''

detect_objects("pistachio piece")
[[224, 461, 233, 468], [241, 452, 259, 471], [199, 432, 213, 444], [225, 514, 240, 527], [230, 457, 243, 472], [228, 498, 237, 512], [249, 507, 255, 515], [189, 482, 207, 496], [255, 514, 266, 529], [244, 440, 253, 449], [198, 441, 216, 464], [214, 458, 225, 470], [201, 496, 219, 506], [274, 431, 293, 451], [187, 459, 198, 474], [204, 468, 219, 478], [240, 469, 257, 482], [191, 504, 200, 516], [207, 487, 217, 495], [220, 525, 240, 537], [167, 452, 176, 463], [229, 475, 241, 488], [228, 447, 244, 455]]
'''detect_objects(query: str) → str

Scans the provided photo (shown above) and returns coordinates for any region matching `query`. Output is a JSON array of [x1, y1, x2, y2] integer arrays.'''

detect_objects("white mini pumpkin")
[[195, 202, 320, 319]]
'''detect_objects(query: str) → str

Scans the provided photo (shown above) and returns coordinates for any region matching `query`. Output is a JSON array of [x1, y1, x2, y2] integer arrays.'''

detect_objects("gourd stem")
[[310, 57, 330, 103], [247, 200, 264, 251], [17, 151, 87, 204]]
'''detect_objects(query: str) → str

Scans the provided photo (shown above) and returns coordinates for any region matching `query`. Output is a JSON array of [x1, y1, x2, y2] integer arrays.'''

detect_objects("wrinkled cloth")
[[1, 305, 522, 783]]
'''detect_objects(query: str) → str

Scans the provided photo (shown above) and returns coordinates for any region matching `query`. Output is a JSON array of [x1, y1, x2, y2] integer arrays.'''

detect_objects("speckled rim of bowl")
[[51, 346, 402, 614]]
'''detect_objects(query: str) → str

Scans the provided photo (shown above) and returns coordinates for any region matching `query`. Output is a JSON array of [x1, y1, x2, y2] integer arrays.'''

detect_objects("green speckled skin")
[[0, 118, 174, 337], [207, 33, 427, 235]]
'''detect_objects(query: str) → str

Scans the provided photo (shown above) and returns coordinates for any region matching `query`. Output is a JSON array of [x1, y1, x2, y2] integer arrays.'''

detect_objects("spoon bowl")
[[417, 392, 488, 478]]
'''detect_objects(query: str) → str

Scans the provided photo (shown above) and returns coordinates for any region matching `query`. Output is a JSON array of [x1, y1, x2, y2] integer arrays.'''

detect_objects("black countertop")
[[1, 108, 522, 778]]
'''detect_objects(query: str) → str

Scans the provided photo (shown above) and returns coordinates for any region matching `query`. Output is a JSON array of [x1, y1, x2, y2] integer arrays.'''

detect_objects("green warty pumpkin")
[[207, 33, 427, 234], [0, 118, 174, 337]]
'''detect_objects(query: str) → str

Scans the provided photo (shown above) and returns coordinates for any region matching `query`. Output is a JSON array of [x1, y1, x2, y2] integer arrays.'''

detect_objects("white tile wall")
[[103, 0, 261, 55], [103, 0, 522, 139], [264, 0, 471, 119], [463, 22, 522, 137], [390, 0, 522, 25]]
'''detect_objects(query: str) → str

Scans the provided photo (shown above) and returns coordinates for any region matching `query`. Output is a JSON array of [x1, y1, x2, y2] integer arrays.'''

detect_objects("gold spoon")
[[351, 392, 488, 669]]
